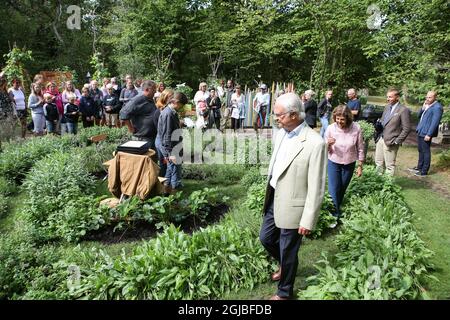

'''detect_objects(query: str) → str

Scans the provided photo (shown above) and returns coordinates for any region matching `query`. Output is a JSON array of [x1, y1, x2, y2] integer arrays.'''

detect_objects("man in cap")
[[253, 83, 271, 133]]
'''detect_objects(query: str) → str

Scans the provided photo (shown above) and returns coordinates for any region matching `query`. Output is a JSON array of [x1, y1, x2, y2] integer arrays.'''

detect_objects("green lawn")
[[367, 96, 421, 112], [395, 176, 450, 299]]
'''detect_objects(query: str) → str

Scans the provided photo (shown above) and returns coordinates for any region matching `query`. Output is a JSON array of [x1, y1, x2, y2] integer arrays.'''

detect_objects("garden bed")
[[83, 203, 229, 244]]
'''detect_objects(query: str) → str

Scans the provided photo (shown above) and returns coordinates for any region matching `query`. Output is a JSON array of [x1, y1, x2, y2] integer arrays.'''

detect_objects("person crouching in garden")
[[158, 92, 189, 195], [325, 105, 364, 222], [64, 94, 80, 135], [43, 93, 59, 135]]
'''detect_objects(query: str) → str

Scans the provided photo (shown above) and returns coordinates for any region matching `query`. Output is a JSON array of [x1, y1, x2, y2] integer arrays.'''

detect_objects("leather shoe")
[[271, 268, 281, 281], [269, 294, 289, 300]]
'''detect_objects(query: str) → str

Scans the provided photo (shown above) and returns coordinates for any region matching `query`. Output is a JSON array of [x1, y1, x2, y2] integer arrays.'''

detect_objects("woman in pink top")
[[325, 105, 365, 219]]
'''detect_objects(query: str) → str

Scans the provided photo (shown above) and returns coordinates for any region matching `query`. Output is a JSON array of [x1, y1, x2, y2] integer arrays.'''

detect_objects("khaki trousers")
[[375, 137, 399, 176]]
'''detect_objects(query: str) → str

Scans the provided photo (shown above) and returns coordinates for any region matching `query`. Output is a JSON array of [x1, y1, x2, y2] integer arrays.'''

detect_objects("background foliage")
[[0, 0, 448, 104]]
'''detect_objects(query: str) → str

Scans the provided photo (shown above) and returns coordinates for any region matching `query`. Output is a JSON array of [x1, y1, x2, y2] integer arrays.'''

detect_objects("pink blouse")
[[325, 122, 365, 165]]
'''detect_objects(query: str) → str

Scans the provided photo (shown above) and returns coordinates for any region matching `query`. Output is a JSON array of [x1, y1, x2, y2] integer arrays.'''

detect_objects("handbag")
[[231, 107, 240, 119]]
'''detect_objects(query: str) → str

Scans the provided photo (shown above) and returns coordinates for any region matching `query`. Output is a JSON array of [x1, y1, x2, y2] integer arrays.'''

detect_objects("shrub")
[[0, 136, 71, 183], [0, 234, 94, 299], [73, 223, 270, 299], [241, 166, 267, 187], [299, 189, 435, 300], [308, 193, 337, 239], [22, 151, 103, 242], [357, 120, 376, 142], [436, 149, 450, 169], [182, 164, 246, 185]]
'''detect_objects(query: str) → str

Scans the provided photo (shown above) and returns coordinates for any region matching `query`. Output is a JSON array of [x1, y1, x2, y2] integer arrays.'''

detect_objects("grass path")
[[396, 177, 450, 299]]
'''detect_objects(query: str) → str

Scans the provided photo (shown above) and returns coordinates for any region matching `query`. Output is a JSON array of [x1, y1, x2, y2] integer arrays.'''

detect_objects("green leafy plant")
[[22, 151, 101, 243], [72, 223, 270, 300], [2, 46, 33, 88], [300, 180, 435, 300]]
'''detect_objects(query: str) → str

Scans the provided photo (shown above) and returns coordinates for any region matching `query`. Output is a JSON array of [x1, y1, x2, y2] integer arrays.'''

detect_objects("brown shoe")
[[163, 185, 172, 196], [271, 268, 281, 281], [269, 294, 289, 301]]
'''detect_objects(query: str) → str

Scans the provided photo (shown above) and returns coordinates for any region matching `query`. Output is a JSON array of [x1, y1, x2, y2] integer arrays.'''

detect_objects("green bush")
[[357, 120, 376, 142], [241, 166, 267, 187], [308, 193, 337, 239], [0, 234, 95, 300], [346, 165, 399, 200], [182, 164, 246, 185], [22, 151, 104, 242], [0, 136, 72, 183], [73, 223, 270, 299], [0, 176, 17, 196], [75, 144, 117, 174], [436, 149, 450, 169], [299, 190, 435, 300], [106, 187, 227, 231]]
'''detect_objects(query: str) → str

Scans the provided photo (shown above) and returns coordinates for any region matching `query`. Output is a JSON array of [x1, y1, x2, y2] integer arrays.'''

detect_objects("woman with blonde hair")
[[156, 88, 174, 109], [28, 82, 46, 136], [62, 80, 81, 105], [155, 88, 175, 177]]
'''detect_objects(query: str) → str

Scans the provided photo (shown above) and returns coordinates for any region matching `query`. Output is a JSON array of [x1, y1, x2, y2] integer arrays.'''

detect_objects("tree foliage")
[[0, 0, 448, 104]]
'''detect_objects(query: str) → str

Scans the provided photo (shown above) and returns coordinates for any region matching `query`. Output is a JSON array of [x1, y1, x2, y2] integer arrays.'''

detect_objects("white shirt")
[[217, 86, 225, 99], [194, 90, 210, 115], [390, 102, 399, 114], [9, 88, 26, 110], [270, 122, 306, 188], [253, 92, 270, 112]]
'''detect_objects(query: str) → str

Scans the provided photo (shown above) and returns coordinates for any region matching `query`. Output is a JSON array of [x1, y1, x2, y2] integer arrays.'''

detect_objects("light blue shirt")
[[270, 122, 306, 188]]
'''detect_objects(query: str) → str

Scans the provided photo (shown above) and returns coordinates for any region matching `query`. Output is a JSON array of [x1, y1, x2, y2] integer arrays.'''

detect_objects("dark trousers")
[[259, 188, 302, 298], [417, 135, 431, 175], [328, 159, 355, 217]]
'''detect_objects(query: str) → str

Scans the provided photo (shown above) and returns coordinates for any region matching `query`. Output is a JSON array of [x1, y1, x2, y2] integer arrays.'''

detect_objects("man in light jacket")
[[259, 93, 327, 300], [375, 88, 411, 175]]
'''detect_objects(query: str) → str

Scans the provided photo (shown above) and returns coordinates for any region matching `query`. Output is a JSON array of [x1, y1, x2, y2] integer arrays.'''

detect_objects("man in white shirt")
[[253, 83, 271, 133], [260, 93, 327, 300]]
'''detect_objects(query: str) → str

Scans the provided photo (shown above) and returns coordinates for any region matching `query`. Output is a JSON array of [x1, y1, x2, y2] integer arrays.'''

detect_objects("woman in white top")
[[62, 80, 81, 105], [230, 85, 246, 134], [194, 82, 209, 118], [9, 78, 27, 138]]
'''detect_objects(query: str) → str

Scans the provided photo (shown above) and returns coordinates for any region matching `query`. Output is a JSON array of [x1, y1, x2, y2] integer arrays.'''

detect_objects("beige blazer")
[[263, 125, 327, 230]]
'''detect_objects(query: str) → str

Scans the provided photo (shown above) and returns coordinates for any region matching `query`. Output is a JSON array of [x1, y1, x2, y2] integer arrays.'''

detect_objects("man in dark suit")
[[408, 91, 443, 177], [303, 89, 317, 129], [375, 89, 411, 175]]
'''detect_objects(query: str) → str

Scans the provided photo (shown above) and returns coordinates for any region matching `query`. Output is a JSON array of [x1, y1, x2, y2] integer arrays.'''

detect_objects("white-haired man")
[[260, 93, 327, 300]]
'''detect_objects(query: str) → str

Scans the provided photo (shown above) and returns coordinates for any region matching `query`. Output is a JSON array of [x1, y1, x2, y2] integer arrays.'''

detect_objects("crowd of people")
[[0, 70, 445, 300]]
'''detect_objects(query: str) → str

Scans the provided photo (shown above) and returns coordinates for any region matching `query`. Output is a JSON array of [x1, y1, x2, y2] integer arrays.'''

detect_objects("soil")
[[82, 203, 229, 244]]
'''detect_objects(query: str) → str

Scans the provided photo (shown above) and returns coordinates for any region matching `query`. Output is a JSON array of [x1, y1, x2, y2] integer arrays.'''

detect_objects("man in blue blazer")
[[410, 91, 443, 176]]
